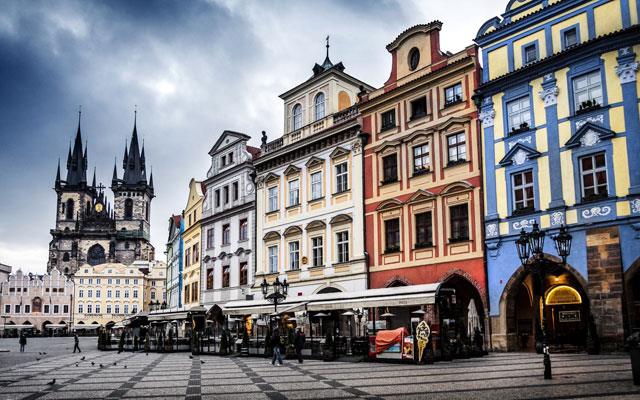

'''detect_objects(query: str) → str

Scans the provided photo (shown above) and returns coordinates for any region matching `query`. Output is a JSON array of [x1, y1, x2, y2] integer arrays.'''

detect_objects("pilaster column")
[[538, 73, 565, 209], [480, 100, 499, 222], [616, 47, 640, 195]]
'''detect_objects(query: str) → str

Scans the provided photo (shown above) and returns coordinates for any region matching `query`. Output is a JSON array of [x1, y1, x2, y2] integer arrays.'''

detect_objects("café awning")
[[44, 324, 67, 328], [73, 325, 100, 330], [222, 283, 440, 315], [1, 324, 35, 330]]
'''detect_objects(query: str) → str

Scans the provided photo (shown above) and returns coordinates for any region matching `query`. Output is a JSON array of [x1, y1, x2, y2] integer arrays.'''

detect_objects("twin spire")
[[56, 108, 153, 196]]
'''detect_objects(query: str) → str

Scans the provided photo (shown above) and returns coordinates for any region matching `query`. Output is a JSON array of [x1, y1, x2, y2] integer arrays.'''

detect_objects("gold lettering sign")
[[546, 285, 582, 305]]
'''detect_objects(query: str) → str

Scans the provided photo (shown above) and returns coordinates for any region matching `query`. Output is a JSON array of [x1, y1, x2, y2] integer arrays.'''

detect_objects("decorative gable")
[[498, 143, 541, 167], [407, 189, 436, 203], [374, 140, 401, 154], [263, 172, 280, 184], [283, 164, 301, 176], [305, 156, 325, 168], [208, 130, 251, 156], [564, 122, 615, 149], [329, 146, 350, 159]]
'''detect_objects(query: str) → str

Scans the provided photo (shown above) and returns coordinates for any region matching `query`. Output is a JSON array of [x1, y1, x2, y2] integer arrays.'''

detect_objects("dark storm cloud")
[[0, 0, 504, 272]]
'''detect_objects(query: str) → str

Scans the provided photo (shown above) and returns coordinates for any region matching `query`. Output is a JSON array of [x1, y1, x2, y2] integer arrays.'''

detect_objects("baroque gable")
[[498, 143, 541, 167], [564, 122, 615, 149]]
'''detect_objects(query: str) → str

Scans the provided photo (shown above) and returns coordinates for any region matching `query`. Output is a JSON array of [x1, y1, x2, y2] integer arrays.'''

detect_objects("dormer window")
[[315, 93, 325, 121], [292, 103, 303, 131]]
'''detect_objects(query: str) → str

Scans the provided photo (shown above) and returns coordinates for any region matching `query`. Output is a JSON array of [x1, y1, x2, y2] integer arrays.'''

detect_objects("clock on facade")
[[95, 202, 104, 213]]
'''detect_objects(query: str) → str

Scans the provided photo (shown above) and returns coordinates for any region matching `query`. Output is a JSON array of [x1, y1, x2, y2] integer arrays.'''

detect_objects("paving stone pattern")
[[0, 351, 638, 399]]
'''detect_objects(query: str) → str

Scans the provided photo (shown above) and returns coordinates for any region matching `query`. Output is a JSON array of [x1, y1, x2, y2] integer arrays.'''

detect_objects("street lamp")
[[342, 310, 355, 355], [515, 222, 572, 380], [261, 277, 289, 327]]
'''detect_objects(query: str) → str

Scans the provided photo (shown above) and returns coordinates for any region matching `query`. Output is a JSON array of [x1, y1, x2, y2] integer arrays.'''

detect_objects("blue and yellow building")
[[475, 0, 640, 351]]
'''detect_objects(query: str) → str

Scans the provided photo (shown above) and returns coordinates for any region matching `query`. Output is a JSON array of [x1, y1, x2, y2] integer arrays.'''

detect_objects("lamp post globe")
[[516, 229, 531, 265], [553, 225, 572, 264]]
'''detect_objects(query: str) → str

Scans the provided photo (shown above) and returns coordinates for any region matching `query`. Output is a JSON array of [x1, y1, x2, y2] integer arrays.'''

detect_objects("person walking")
[[19, 332, 27, 352], [73, 332, 81, 353], [294, 328, 306, 364], [270, 328, 283, 366]]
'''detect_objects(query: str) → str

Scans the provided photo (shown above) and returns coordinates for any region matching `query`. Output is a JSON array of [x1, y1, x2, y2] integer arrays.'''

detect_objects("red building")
[[359, 22, 487, 353]]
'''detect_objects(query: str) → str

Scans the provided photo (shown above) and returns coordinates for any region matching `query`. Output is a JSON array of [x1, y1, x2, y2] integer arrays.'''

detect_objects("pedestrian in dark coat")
[[73, 332, 81, 353], [294, 328, 306, 364], [270, 328, 283, 366], [19, 333, 27, 352]]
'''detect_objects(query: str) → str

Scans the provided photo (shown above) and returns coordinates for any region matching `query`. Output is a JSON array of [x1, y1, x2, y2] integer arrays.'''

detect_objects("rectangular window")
[[115, 290, 120, 298], [63, 305, 69, 314], [221, 155, 227, 167], [289, 241, 300, 270], [445, 83, 463, 105], [239, 219, 248, 241], [124, 289, 130, 298], [288, 179, 300, 206], [206, 268, 214, 290], [412, 143, 430, 174], [53, 305, 59, 314], [184, 285, 190, 303], [25, 305, 31, 314], [563, 28, 578, 48], [447, 132, 467, 164], [124, 304, 129, 315], [228, 152, 234, 164], [132, 305, 138, 314], [125, 278, 130, 284], [335, 162, 348, 193], [507, 97, 532, 132], [512, 170, 535, 212], [115, 278, 120, 285], [3, 304, 9, 314], [240, 262, 248, 285], [381, 109, 396, 131], [222, 224, 230, 245], [311, 236, 324, 267], [185, 248, 191, 267], [415, 212, 433, 248], [336, 231, 349, 263], [223, 186, 229, 204], [385, 218, 400, 252], [78, 304, 83, 314], [580, 153, 608, 201], [268, 186, 278, 212], [87, 304, 92, 314], [115, 304, 120, 314], [268, 246, 278, 273], [222, 266, 230, 288], [311, 172, 323, 200], [233, 182, 239, 201], [193, 243, 199, 263], [410, 97, 427, 120], [133, 289, 138, 298], [107, 290, 112, 298], [88, 278, 93, 284], [96, 289, 101, 298], [192, 282, 198, 302], [44, 304, 49, 314], [79, 289, 84, 298], [215, 189, 220, 207], [573, 70, 602, 111], [207, 228, 215, 249], [95, 304, 100, 314], [108, 278, 112, 284], [523, 43, 537, 64], [96, 278, 101, 284], [450, 204, 469, 242], [382, 154, 398, 184], [88, 289, 92, 298]]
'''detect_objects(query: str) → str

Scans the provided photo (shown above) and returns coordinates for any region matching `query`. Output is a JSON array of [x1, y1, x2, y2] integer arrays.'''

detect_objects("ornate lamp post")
[[261, 277, 289, 327], [515, 222, 572, 380]]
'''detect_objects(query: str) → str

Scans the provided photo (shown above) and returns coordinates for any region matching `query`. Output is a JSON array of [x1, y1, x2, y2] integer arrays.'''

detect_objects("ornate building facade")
[[358, 22, 486, 341], [200, 131, 259, 313], [475, 0, 640, 351], [47, 114, 155, 275], [0, 268, 74, 334], [182, 179, 204, 309], [252, 47, 373, 300], [165, 214, 183, 309]]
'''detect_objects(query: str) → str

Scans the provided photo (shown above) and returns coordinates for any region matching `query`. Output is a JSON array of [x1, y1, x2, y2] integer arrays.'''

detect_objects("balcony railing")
[[333, 105, 358, 125]]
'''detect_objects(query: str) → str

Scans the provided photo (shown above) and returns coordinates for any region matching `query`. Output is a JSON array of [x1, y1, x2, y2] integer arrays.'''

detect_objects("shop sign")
[[416, 320, 430, 362], [559, 310, 581, 322]]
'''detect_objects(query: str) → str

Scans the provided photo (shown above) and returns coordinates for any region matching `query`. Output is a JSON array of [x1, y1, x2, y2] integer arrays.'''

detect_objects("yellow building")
[[73, 263, 145, 328], [182, 179, 204, 309], [138, 260, 166, 311]]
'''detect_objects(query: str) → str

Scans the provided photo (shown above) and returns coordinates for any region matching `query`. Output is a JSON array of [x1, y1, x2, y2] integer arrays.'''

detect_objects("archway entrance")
[[503, 259, 589, 351], [438, 274, 486, 348], [625, 258, 640, 333], [88, 244, 106, 266]]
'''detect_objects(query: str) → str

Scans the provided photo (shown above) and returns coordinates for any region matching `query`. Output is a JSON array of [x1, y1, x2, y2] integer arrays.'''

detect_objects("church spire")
[[112, 158, 118, 186], [92, 166, 96, 188], [65, 108, 88, 187], [55, 158, 61, 189], [122, 108, 146, 185]]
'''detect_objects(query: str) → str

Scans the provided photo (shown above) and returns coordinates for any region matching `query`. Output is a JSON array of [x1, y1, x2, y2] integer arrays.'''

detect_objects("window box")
[[412, 167, 430, 177], [414, 242, 433, 249], [580, 192, 610, 204], [380, 177, 399, 185], [576, 100, 601, 115], [509, 122, 531, 136], [512, 205, 536, 217], [384, 246, 401, 254], [446, 159, 468, 168], [444, 96, 463, 107]]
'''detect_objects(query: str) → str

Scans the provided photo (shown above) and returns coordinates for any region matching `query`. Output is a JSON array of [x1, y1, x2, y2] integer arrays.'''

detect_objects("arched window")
[[292, 103, 302, 131], [124, 198, 133, 220], [145, 201, 149, 221], [87, 244, 106, 266], [65, 199, 74, 220], [86, 201, 91, 215], [315, 92, 325, 121]]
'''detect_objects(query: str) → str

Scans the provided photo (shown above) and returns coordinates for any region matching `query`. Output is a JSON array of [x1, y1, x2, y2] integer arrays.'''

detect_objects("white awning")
[[1, 324, 35, 330], [223, 283, 440, 315], [73, 325, 100, 330], [44, 324, 68, 328], [148, 312, 189, 321]]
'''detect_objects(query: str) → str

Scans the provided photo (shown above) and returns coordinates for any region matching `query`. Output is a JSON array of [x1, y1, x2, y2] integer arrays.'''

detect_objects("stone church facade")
[[47, 113, 155, 275]]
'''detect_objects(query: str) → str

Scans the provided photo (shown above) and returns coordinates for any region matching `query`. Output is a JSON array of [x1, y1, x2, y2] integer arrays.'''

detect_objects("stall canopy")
[[0, 324, 35, 330], [44, 324, 67, 329], [222, 283, 440, 315], [73, 325, 100, 330]]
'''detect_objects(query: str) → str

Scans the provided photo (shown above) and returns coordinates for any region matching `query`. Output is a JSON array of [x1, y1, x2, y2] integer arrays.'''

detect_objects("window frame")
[[268, 186, 279, 212], [449, 203, 470, 242], [446, 132, 467, 165], [268, 245, 279, 274], [310, 171, 323, 200], [572, 69, 603, 112], [292, 103, 303, 131], [561, 25, 580, 50], [511, 169, 536, 214], [506, 96, 532, 133], [222, 224, 231, 245], [222, 265, 230, 288], [384, 218, 401, 253], [239, 262, 248, 286], [336, 231, 350, 264], [288, 240, 300, 271], [311, 236, 324, 267], [335, 162, 349, 193], [288, 178, 300, 207], [444, 83, 463, 106], [412, 143, 430, 174], [314, 92, 325, 121], [410, 96, 427, 120], [522, 42, 539, 65], [579, 152, 609, 201], [380, 109, 396, 132], [415, 211, 433, 248], [381, 154, 399, 184], [239, 219, 248, 241]]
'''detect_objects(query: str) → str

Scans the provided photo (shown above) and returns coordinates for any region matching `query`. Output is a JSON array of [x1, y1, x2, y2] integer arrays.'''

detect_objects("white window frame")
[[288, 179, 300, 206], [312, 236, 324, 267], [335, 162, 348, 193], [289, 241, 300, 270], [315, 92, 325, 121], [268, 245, 278, 274], [292, 103, 303, 131], [336, 231, 350, 263], [579, 152, 608, 199], [445, 83, 463, 105], [512, 170, 535, 211], [311, 171, 323, 200], [268, 186, 278, 212], [573, 70, 603, 110], [507, 96, 532, 131]]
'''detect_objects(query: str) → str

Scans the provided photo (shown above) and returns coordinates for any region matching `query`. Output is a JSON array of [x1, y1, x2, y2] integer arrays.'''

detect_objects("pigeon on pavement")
[[189, 355, 193, 359], [124, 365, 127, 369], [36, 358, 41, 361], [91, 362, 95, 366], [99, 364, 104, 368], [46, 379, 56, 385], [81, 356, 85, 361], [200, 360, 205, 364]]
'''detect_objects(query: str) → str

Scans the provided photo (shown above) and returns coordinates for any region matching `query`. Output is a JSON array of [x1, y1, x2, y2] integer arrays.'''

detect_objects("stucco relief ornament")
[[616, 60, 639, 84], [512, 149, 528, 166], [508, 136, 532, 149], [512, 219, 536, 230], [351, 139, 362, 155], [575, 114, 604, 129], [631, 198, 640, 214], [479, 108, 496, 128], [538, 85, 559, 106], [582, 205, 611, 219], [550, 211, 564, 226], [580, 130, 600, 147], [485, 223, 498, 238]]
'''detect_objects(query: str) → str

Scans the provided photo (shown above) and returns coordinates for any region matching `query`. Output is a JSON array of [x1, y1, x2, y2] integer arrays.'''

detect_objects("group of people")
[[17, 332, 81, 353], [270, 327, 306, 366]]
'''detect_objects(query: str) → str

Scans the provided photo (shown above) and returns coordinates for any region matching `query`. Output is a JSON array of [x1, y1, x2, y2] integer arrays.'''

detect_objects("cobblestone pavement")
[[0, 348, 638, 399]]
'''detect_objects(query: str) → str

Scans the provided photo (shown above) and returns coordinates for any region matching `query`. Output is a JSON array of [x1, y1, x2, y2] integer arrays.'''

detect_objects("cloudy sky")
[[0, 0, 505, 274]]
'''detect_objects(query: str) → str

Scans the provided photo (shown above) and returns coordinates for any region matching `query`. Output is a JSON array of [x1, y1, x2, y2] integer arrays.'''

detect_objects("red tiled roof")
[[247, 146, 261, 160]]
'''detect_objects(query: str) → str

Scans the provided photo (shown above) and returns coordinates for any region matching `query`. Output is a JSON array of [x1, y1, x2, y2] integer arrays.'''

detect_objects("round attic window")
[[409, 47, 420, 71]]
